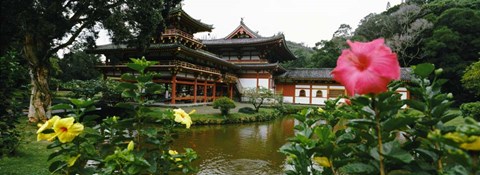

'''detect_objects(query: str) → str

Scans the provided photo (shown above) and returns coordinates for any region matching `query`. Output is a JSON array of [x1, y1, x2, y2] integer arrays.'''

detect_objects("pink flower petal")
[[331, 38, 400, 96]]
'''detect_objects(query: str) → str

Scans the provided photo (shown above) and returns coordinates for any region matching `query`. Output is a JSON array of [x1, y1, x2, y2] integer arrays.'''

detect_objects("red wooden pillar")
[[293, 83, 296, 104], [203, 81, 207, 103], [213, 82, 216, 100], [171, 73, 177, 104], [309, 84, 313, 104], [229, 83, 233, 99], [193, 76, 197, 103], [327, 85, 330, 99]]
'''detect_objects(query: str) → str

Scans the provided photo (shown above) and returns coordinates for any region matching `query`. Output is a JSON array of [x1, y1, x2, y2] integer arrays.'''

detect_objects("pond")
[[173, 117, 295, 175]]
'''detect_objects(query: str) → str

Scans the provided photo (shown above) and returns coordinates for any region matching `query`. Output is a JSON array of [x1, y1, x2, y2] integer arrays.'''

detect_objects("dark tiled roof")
[[170, 8, 213, 32], [202, 35, 283, 45], [276, 68, 412, 81], [238, 63, 286, 72]]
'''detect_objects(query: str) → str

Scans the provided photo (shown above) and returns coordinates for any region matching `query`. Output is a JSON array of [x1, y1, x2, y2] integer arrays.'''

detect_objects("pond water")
[[173, 117, 295, 175]]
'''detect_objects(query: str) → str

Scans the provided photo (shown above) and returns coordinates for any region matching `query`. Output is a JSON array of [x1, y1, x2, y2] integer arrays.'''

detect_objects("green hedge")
[[192, 110, 282, 125], [460, 102, 480, 120]]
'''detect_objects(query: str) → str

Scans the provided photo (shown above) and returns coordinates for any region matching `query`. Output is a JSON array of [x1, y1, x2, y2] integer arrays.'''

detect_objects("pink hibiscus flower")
[[331, 38, 400, 96]]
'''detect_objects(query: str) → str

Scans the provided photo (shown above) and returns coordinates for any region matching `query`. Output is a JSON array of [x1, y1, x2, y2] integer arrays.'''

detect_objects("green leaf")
[[382, 141, 414, 163], [339, 163, 376, 174], [48, 149, 68, 161], [351, 96, 370, 106], [348, 119, 376, 128], [115, 102, 135, 110], [314, 125, 333, 143], [49, 160, 68, 173], [415, 148, 438, 162], [127, 63, 147, 73], [70, 98, 95, 108], [118, 82, 137, 90], [51, 103, 73, 111], [388, 170, 413, 175], [412, 63, 435, 78], [122, 90, 136, 98], [121, 73, 136, 81], [137, 74, 153, 83], [404, 100, 426, 111], [382, 115, 416, 132]]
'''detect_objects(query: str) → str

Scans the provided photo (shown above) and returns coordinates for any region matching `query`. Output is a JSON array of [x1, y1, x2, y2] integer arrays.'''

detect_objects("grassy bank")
[[0, 118, 54, 175]]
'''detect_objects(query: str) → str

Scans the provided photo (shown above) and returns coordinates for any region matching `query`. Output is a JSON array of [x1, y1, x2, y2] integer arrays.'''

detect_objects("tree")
[[387, 4, 433, 66], [1, 0, 181, 122], [462, 60, 480, 97], [422, 6, 480, 104], [243, 87, 275, 112], [58, 48, 102, 82]]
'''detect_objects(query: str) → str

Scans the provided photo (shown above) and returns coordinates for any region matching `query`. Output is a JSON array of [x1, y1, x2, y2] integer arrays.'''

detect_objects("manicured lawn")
[[0, 118, 55, 175]]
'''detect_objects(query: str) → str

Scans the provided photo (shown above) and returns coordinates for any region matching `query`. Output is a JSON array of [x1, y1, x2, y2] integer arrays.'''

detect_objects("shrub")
[[212, 97, 236, 116], [238, 107, 256, 114], [0, 51, 28, 156], [460, 102, 480, 120], [62, 79, 106, 98]]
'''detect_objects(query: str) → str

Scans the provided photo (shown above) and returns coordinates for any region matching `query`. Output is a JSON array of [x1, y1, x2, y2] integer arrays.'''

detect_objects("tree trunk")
[[24, 33, 51, 123]]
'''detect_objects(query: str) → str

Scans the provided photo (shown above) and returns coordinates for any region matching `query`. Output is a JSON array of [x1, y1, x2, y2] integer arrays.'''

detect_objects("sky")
[[97, 0, 403, 47]]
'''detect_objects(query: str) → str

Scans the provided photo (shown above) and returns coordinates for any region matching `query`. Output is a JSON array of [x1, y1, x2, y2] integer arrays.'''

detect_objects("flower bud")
[[317, 107, 324, 113], [447, 93, 453, 99], [127, 141, 134, 151], [435, 68, 443, 75]]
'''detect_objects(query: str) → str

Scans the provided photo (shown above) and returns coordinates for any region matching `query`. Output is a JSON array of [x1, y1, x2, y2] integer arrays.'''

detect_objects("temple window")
[[316, 90, 323, 97], [299, 89, 306, 97], [329, 89, 345, 98]]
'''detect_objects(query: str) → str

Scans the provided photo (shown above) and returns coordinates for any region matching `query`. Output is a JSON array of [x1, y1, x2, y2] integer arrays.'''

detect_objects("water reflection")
[[173, 117, 295, 175]]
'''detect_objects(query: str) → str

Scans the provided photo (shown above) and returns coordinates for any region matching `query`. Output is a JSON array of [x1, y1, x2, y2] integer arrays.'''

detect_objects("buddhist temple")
[[89, 6, 410, 105]]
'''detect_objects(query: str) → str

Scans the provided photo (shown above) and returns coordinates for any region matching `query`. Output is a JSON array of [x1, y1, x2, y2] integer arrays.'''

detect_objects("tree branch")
[[46, 21, 91, 57]]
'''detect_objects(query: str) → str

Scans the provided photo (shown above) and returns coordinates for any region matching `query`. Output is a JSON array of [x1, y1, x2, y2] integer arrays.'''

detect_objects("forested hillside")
[[285, 0, 480, 104]]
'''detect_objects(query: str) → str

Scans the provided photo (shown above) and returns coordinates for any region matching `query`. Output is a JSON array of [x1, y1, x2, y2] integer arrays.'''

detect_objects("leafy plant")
[[212, 97, 236, 117], [243, 87, 275, 112], [0, 51, 29, 156], [238, 107, 256, 114], [460, 102, 480, 121], [280, 63, 480, 174], [37, 57, 197, 174]]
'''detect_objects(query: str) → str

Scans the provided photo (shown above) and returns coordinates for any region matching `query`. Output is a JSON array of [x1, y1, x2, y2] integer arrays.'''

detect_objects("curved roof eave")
[[202, 35, 283, 46]]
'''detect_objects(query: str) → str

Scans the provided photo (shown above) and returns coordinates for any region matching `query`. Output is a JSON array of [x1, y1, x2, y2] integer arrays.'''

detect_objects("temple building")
[[90, 7, 410, 105]]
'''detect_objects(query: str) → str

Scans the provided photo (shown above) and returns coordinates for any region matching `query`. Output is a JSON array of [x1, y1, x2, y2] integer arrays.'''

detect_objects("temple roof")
[[224, 19, 262, 39], [169, 7, 213, 33], [89, 43, 235, 67], [238, 62, 286, 72], [276, 68, 412, 81], [202, 35, 283, 46]]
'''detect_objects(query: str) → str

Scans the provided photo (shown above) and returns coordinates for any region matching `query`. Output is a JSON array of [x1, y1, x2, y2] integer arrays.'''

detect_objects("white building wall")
[[239, 78, 256, 89], [258, 79, 269, 89], [283, 96, 294, 103], [296, 97, 309, 104]]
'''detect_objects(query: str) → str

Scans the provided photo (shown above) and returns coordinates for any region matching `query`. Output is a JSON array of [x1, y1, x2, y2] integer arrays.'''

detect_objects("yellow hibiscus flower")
[[173, 109, 195, 129], [67, 154, 81, 167], [460, 136, 480, 151], [37, 115, 60, 134], [168, 150, 182, 162], [53, 117, 84, 143], [313, 156, 331, 167], [37, 132, 57, 142]]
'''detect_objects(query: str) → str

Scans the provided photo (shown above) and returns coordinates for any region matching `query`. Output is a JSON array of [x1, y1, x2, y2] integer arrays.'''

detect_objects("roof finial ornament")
[[241, 17, 244, 24]]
